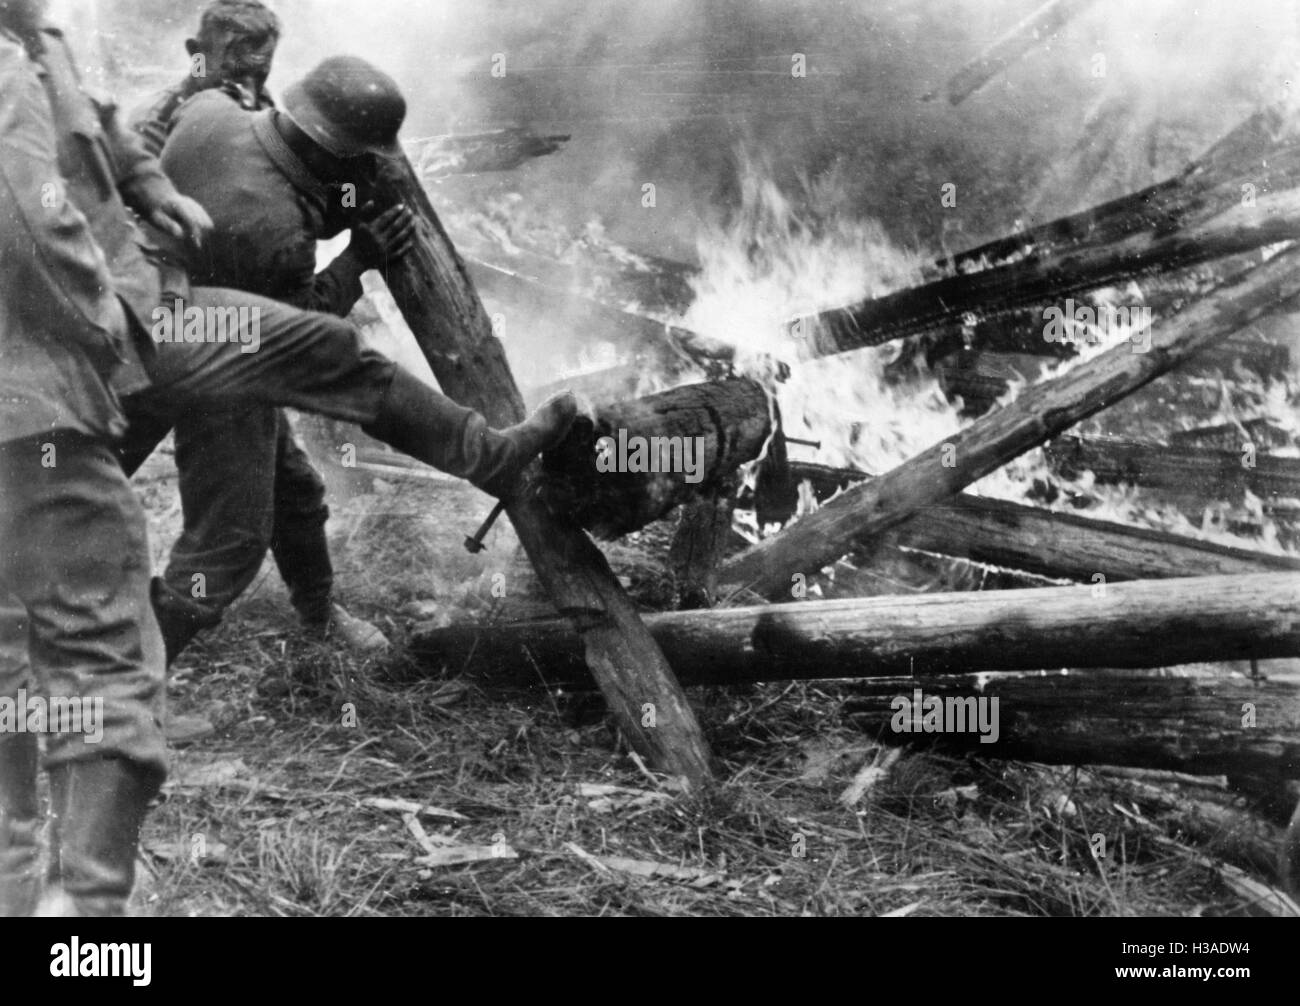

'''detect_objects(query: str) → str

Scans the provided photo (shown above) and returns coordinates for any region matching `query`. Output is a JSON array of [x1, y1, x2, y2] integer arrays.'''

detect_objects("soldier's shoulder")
[[174, 87, 250, 123]]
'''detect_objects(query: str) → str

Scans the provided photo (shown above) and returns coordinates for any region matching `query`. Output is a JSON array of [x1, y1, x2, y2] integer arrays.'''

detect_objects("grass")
[[125, 470, 1290, 917]]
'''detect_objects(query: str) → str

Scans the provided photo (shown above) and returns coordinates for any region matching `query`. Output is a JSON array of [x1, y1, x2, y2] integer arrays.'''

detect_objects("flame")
[[680, 153, 961, 474]]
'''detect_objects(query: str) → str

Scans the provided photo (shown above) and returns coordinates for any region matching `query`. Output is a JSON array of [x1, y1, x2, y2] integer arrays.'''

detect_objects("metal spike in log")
[[371, 153, 715, 786], [718, 244, 1300, 601], [411, 572, 1300, 686], [750, 461, 1300, 583]]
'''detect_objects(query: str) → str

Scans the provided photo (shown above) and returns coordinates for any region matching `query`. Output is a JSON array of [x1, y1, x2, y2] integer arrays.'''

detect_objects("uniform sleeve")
[[304, 246, 367, 317], [0, 45, 127, 354], [97, 94, 178, 216], [126, 90, 177, 159]]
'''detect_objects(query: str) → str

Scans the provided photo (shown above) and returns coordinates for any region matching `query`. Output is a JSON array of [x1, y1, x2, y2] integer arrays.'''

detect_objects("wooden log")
[[835, 670, 1300, 791], [801, 187, 1300, 358], [372, 153, 715, 785], [941, 108, 1294, 276], [412, 572, 1300, 686], [1168, 419, 1294, 452], [718, 245, 1300, 600], [805, 109, 1300, 359], [751, 461, 1300, 582], [1046, 434, 1300, 504], [936, 0, 1100, 105], [540, 378, 770, 539], [668, 475, 739, 609]]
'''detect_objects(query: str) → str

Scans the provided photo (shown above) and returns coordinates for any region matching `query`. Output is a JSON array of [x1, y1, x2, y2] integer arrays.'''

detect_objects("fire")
[[680, 155, 962, 476]]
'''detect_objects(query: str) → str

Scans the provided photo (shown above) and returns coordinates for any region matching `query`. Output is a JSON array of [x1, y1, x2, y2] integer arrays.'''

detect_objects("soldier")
[[123, 0, 393, 666], [0, 0, 186, 916], [131, 0, 280, 157], [0, 0, 575, 915]]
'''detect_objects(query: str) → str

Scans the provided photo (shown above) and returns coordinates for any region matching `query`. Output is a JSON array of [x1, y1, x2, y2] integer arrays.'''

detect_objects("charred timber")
[[802, 188, 1300, 357], [540, 378, 771, 539], [750, 461, 1300, 582], [718, 245, 1300, 600], [1046, 434, 1300, 504]]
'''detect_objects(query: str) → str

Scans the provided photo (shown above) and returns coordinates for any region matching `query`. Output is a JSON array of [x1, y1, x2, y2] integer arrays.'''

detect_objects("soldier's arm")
[[95, 92, 182, 218], [0, 45, 128, 354], [307, 200, 418, 316], [304, 245, 368, 317]]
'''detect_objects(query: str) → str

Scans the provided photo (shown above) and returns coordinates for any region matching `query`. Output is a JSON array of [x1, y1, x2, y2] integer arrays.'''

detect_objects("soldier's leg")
[[0, 596, 39, 917], [154, 403, 280, 665], [0, 432, 166, 918], [139, 289, 577, 498], [117, 394, 178, 478], [268, 412, 333, 627]]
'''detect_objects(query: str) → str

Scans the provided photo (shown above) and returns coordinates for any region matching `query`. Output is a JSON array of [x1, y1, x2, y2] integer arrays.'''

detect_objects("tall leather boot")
[[38, 757, 164, 918], [362, 370, 578, 499], [0, 731, 40, 917]]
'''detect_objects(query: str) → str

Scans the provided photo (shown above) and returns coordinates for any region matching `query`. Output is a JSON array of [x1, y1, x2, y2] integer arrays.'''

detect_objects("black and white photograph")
[[1, 0, 1298, 949]]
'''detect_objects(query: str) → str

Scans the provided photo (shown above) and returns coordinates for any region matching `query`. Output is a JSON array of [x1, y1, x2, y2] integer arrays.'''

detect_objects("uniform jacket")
[[159, 90, 367, 316], [0, 26, 164, 442], [129, 78, 274, 159]]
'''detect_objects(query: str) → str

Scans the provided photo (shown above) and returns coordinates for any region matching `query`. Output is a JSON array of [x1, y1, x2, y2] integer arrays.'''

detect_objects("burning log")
[[803, 108, 1300, 358], [801, 188, 1300, 358], [372, 153, 715, 785], [943, 107, 1296, 276], [540, 378, 771, 539], [752, 462, 1300, 583], [411, 572, 1300, 686], [934, 0, 1100, 106], [1045, 434, 1300, 504], [718, 244, 1300, 600]]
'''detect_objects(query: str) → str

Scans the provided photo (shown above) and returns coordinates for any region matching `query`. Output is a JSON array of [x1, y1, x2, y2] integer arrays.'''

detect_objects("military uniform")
[[123, 81, 348, 659], [0, 23, 167, 917]]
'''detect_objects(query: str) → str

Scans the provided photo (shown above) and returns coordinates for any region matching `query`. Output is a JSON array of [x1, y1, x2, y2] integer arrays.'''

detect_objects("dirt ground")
[[126, 453, 1296, 918]]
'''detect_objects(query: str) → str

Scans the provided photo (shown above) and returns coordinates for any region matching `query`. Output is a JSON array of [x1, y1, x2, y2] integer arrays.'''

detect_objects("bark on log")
[[718, 245, 1300, 600], [1046, 434, 1300, 504], [540, 378, 770, 539], [753, 461, 1300, 582], [372, 153, 715, 784], [412, 572, 1300, 686], [836, 671, 1300, 791], [668, 476, 739, 609]]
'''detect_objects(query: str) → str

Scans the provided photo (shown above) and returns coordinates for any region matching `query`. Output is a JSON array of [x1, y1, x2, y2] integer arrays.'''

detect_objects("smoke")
[[74, 0, 1300, 264]]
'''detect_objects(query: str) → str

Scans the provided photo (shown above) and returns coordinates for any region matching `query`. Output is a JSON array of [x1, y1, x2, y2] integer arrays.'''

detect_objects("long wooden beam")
[[412, 572, 1300, 685], [754, 462, 1300, 582]]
